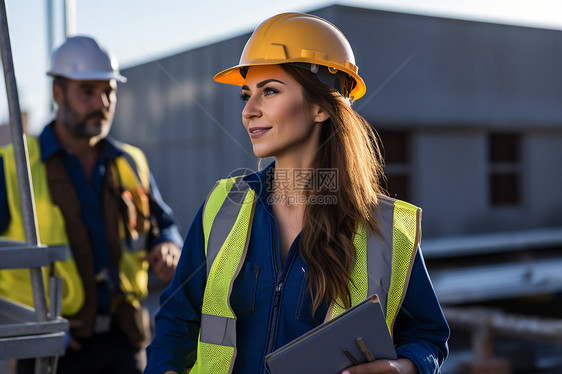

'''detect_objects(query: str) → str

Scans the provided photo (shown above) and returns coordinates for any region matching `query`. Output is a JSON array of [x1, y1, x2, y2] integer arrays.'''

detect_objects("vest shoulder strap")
[[196, 177, 256, 373], [327, 195, 421, 337], [202, 177, 253, 274], [379, 195, 421, 334], [112, 142, 150, 191], [202, 178, 239, 253]]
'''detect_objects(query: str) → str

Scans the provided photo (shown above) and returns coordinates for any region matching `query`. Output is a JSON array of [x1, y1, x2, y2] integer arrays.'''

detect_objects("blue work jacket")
[[145, 163, 449, 374]]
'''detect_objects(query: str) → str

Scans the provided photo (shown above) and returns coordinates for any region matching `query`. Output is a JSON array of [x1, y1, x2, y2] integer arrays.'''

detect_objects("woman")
[[145, 12, 449, 374]]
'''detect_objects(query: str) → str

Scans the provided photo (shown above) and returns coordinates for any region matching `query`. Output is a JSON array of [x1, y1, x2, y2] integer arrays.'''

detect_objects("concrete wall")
[[413, 129, 488, 237], [325, 6, 562, 127], [525, 131, 562, 228], [407, 128, 562, 237]]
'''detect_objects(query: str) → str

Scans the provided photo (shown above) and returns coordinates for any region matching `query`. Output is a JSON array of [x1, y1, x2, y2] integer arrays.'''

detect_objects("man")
[[0, 36, 182, 373]]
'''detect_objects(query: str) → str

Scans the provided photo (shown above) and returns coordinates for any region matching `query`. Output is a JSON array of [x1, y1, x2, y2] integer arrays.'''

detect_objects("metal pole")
[[46, 0, 55, 114], [64, 0, 76, 38], [0, 0, 49, 312], [0, 2, 53, 373], [46, 0, 54, 59], [0, 0, 48, 316]]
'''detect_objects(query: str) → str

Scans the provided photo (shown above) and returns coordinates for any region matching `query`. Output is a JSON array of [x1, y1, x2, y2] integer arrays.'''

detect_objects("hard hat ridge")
[[47, 36, 127, 83]]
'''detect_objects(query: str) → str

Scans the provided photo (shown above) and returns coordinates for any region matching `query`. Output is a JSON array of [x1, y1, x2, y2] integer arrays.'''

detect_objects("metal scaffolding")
[[0, 0, 67, 373]]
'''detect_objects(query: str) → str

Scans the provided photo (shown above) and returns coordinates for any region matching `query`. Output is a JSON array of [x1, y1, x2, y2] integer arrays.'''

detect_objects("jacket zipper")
[[265, 207, 293, 355], [265, 246, 298, 355], [264, 200, 300, 356], [266, 281, 283, 354]]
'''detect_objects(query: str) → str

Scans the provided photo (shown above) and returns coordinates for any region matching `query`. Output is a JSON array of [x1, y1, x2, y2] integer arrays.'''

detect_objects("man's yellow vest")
[[190, 177, 421, 373], [0, 137, 151, 316]]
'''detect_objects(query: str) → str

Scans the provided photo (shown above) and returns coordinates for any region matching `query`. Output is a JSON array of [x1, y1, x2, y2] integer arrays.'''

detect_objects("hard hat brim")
[[214, 61, 366, 101], [47, 70, 127, 83]]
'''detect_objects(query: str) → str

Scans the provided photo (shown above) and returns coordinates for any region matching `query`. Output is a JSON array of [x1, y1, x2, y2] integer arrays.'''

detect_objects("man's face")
[[55, 79, 117, 140]]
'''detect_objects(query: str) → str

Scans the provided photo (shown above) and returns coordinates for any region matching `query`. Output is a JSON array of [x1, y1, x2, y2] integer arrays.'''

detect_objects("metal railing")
[[0, 1, 67, 373], [444, 306, 562, 373]]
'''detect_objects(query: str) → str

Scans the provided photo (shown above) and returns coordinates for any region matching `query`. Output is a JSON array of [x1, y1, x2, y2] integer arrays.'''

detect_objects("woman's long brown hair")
[[281, 65, 385, 313]]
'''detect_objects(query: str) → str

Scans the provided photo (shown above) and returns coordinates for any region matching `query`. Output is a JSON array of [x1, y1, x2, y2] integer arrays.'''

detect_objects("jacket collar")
[[242, 161, 275, 202], [39, 121, 123, 162]]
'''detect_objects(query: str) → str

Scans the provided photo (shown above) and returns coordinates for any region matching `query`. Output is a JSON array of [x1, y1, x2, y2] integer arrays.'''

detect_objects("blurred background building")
[[111, 4, 562, 373], [2, 2, 562, 373], [114, 4, 562, 238]]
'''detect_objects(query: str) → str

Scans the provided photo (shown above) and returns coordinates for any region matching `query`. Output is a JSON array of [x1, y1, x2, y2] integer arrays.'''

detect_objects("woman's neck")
[[271, 163, 314, 209], [274, 155, 313, 194]]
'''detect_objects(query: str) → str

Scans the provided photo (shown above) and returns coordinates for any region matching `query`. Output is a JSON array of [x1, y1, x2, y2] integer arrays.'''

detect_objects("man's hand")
[[144, 241, 181, 283], [65, 318, 83, 351], [341, 358, 418, 374]]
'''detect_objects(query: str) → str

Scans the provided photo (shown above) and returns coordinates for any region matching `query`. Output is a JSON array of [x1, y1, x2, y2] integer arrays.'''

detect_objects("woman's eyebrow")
[[257, 79, 285, 88], [241, 79, 286, 92], [241, 79, 286, 91]]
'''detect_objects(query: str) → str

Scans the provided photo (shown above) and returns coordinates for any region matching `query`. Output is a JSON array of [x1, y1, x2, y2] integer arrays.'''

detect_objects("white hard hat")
[[47, 36, 127, 82]]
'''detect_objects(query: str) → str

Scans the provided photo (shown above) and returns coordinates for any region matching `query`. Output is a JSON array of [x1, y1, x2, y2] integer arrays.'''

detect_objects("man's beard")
[[61, 96, 110, 139]]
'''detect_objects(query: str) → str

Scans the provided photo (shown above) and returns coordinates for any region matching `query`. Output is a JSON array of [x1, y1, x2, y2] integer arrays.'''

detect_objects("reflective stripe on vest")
[[191, 179, 420, 373], [327, 195, 420, 335], [0, 137, 151, 315], [191, 178, 255, 374]]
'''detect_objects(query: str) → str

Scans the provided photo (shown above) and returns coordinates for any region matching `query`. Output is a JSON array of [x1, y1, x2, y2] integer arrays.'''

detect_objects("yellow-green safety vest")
[[190, 177, 421, 373], [0, 137, 151, 315]]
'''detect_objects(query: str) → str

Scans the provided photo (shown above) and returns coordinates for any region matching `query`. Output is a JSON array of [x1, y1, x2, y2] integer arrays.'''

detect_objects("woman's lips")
[[249, 127, 271, 139]]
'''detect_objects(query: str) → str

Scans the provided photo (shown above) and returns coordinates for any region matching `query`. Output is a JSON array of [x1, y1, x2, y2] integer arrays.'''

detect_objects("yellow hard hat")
[[214, 12, 366, 101]]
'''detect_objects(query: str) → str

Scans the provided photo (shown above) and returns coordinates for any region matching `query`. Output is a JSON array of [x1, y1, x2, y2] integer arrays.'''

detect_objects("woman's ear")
[[312, 105, 330, 123]]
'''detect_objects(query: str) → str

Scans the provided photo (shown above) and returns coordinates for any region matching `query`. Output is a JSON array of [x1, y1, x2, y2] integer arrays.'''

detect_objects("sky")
[[1, 0, 562, 135]]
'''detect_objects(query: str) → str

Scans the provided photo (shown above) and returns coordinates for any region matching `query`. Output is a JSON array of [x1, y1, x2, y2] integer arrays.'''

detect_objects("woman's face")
[[241, 65, 327, 163]]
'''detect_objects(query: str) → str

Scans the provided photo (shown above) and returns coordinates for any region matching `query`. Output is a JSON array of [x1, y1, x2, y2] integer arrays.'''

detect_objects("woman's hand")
[[341, 358, 418, 374]]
